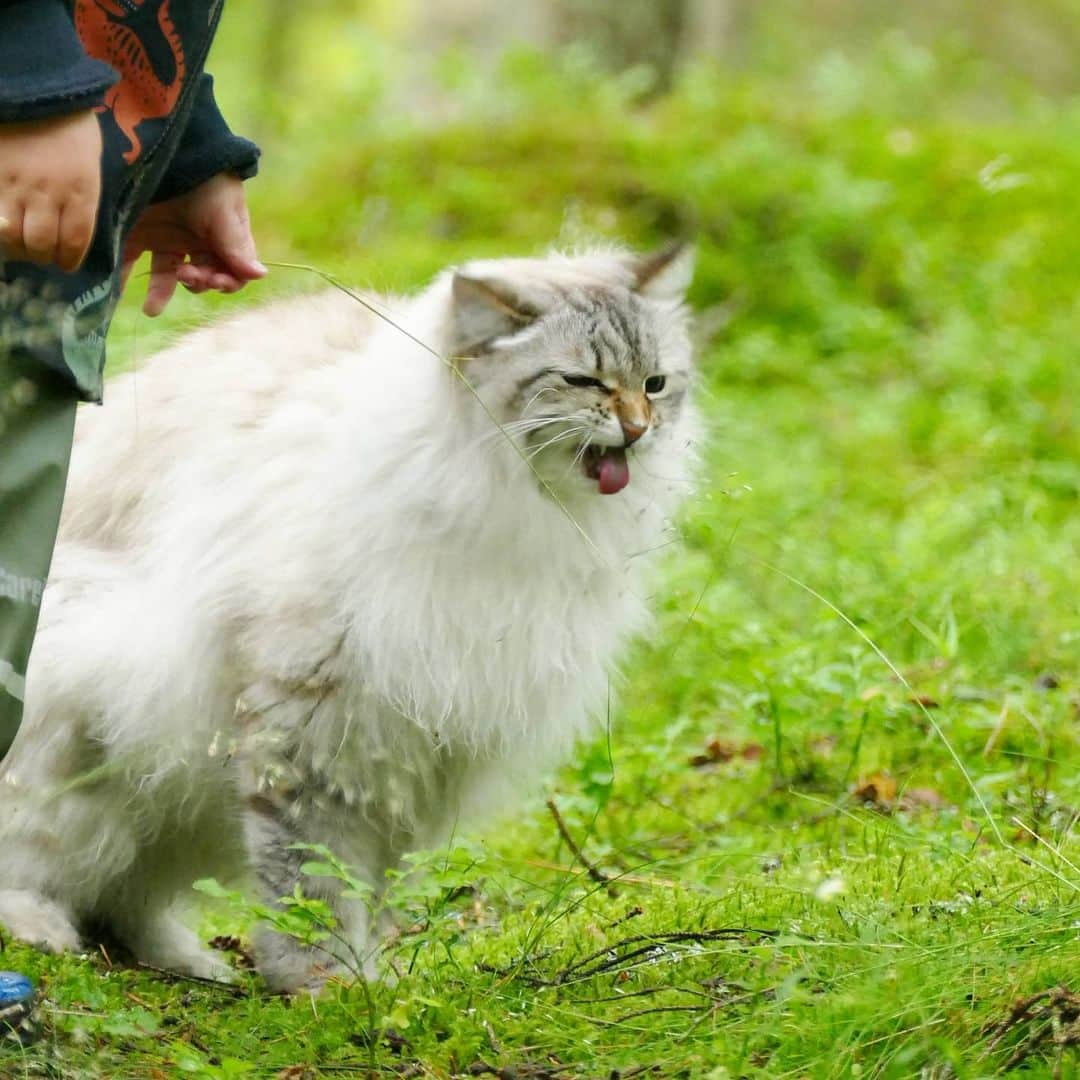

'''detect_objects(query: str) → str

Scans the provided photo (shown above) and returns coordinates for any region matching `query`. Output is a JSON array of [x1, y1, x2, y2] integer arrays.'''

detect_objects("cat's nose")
[[614, 391, 652, 445], [620, 418, 647, 446]]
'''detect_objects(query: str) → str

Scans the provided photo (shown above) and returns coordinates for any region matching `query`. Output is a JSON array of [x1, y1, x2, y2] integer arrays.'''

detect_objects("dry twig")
[[983, 985, 1080, 1072], [546, 797, 615, 894], [134, 961, 249, 998]]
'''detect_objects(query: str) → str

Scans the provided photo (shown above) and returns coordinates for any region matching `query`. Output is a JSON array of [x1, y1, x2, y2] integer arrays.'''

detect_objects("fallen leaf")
[[689, 739, 765, 768], [208, 934, 255, 970], [983, 985, 1080, 1070], [852, 773, 897, 809], [689, 739, 737, 766]]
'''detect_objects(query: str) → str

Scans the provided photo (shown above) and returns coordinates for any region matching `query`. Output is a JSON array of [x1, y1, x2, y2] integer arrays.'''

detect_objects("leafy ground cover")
[[2, 43, 1078, 1080]]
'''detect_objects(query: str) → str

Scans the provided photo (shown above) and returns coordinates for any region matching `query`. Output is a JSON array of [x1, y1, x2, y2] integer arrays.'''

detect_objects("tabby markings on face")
[[452, 244, 694, 497], [514, 290, 685, 495]]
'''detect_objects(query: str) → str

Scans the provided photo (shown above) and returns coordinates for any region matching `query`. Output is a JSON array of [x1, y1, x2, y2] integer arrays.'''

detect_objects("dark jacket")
[[0, 0, 260, 400]]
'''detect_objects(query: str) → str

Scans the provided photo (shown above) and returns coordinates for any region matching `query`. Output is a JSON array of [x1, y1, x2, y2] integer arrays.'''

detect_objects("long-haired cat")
[[0, 244, 697, 990]]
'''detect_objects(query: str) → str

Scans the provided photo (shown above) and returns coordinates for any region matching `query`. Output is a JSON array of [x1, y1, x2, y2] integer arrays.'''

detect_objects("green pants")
[[0, 353, 78, 759]]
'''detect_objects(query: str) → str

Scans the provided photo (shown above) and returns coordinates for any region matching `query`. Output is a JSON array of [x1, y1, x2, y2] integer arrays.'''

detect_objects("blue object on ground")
[[0, 971, 37, 1044], [0, 972, 33, 1004]]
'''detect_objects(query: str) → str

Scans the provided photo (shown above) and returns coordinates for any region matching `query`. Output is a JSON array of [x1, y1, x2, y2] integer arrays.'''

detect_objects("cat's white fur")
[[0, 247, 696, 989]]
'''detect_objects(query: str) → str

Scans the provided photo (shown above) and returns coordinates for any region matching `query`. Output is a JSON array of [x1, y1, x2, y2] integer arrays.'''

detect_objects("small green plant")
[[195, 841, 488, 985]]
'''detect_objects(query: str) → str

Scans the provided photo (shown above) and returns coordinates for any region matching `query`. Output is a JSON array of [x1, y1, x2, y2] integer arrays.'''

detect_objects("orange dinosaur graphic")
[[74, 0, 186, 165]]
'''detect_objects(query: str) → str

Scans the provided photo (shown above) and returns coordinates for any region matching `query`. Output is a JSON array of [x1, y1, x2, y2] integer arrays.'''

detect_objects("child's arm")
[[121, 74, 265, 316], [153, 75, 261, 205], [0, 0, 118, 271]]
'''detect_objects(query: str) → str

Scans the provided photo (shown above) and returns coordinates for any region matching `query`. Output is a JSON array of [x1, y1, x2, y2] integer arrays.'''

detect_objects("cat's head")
[[448, 245, 695, 498]]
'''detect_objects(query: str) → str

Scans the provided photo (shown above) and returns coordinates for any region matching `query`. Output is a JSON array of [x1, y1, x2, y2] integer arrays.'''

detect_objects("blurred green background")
[[110, 0, 1078, 298], [116, 0, 1080, 385]]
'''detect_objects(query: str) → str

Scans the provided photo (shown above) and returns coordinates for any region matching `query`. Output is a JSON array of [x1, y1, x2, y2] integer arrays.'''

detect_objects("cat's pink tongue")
[[597, 449, 630, 495]]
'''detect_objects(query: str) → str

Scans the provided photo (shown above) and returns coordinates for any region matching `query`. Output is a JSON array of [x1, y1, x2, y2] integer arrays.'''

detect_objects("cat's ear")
[[629, 243, 695, 301], [451, 272, 542, 356]]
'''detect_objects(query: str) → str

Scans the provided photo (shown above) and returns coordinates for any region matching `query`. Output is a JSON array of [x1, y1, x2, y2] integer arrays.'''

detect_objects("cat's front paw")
[[132, 917, 237, 983], [259, 953, 349, 995], [0, 890, 82, 954], [166, 948, 237, 983], [254, 927, 379, 994]]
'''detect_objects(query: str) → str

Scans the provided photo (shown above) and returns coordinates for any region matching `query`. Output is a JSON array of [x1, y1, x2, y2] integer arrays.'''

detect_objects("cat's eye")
[[643, 374, 667, 396], [563, 374, 607, 390]]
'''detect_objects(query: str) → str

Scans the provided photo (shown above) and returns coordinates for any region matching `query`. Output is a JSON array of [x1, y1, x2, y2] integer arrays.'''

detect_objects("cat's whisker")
[[475, 411, 571, 451], [525, 427, 590, 460], [504, 416, 555, 427], [488, 416, 563, 437], [522, 386, 559, 414], [526, 435, 581, 460], [475, 415, 567, 451], [556, 439, 594, 482], [522, 422, 588, 446], [566, 434, 593, 467]]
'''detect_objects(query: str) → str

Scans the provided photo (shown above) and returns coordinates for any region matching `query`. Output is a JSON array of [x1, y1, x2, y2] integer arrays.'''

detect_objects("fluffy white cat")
[[0, 245, 697, 990]]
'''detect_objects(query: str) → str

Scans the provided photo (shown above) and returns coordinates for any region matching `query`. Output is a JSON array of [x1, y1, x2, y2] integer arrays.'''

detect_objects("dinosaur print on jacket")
[[74, 0, 187, 165]]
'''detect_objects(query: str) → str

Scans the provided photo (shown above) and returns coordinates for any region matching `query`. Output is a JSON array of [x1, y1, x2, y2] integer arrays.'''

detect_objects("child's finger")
[[210, 204, 267, 281], [144, 251, 182, 317], [175, 261, 214, 289], [0, 204, 26, 260], [177, 260, 243, 294], [209, 271, 243, 292], [21, 198, 61, 265], [176, 272, 214, 293], [56, 197, 98, 273]]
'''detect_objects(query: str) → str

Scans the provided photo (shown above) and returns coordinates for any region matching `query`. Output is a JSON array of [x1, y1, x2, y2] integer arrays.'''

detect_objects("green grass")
[[3, 45, 1080, 1080]]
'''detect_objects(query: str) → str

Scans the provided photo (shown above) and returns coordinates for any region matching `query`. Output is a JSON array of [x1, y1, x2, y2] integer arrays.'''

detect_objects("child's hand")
[[0, 111, 103, 272], [121, 173, 266, 317]]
